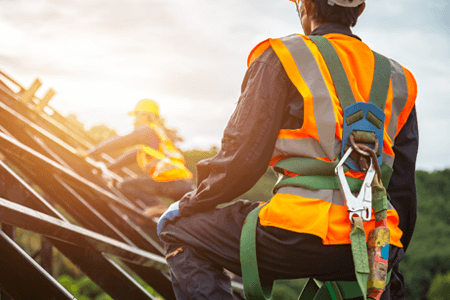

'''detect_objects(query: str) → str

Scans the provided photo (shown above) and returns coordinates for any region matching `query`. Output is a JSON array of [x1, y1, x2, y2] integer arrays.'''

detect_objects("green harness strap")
[[308, 36, 355, 110], [241, 204, 271, 300], [273, 159, 393, 193], [308, 36, 391, 111], [240, 204, 392, 300], [273, 156, 348, 176], [349, 216, 370, 300]]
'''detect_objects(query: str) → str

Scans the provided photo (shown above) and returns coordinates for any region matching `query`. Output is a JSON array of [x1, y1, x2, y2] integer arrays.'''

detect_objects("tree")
[[427, 272, 450, 300], [400, 169, 450, 299], [87, 124, 117, 144], [66, 113, 85, 131]]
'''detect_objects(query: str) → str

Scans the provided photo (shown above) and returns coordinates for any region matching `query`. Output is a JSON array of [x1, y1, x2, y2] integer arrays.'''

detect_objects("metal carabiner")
[[335, 147, 376, 222]]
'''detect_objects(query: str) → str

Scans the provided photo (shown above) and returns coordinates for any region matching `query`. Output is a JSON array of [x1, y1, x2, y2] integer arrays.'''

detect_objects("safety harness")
[[240, 36, 393, 300]]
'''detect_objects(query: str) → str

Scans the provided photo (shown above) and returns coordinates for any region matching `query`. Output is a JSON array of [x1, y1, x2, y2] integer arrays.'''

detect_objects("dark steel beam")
[[0, 231, 74, 300], [1, 223, 15, 300], [0, 131, 146, 220], [0, 160, 125, 242], [48, 238, 157, 300], [40, 236, 53, 275], [53, 175, 137, 246], [0, 131, 164, 252], [0, 289, 13, 300], [0, 197, 168, 272], [0, 162, 165, 299]]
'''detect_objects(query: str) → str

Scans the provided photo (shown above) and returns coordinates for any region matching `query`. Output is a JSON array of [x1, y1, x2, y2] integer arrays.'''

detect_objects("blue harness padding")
[[341, 102, 385, 171]]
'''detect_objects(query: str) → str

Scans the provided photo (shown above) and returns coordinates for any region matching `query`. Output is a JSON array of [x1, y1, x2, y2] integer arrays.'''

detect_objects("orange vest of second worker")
[[248, 34, 417, 248], [136, 122, 193, 182]]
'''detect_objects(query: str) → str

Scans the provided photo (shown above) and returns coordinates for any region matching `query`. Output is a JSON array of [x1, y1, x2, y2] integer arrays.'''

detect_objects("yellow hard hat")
[[128, 99, 159, 117]]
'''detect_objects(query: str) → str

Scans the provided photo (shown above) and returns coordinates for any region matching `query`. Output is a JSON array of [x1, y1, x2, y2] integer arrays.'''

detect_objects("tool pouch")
[[366, 177, 390, 300]]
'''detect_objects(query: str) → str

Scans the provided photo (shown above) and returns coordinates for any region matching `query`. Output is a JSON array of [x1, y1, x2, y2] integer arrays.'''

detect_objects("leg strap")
[[240, 205, 391, 300], [240, 204, 271, 300]]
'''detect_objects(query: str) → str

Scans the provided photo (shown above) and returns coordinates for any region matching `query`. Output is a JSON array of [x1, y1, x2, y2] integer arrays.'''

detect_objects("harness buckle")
[[335, 147, 376, 222]]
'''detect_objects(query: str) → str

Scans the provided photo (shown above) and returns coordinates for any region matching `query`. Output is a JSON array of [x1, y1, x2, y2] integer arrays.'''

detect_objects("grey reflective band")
[[387, 59, 409, 141], [153, 164, 178, 177], [382, 152, 395, 168], [280, 35, 337, 160], [144, 159, 159, 173], [272, 137, 343, 162], [272, 138, 332, 159], [151, 124, 184, 159]]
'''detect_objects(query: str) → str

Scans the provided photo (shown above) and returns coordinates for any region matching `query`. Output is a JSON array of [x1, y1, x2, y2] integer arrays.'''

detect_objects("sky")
[[0, 0, 449, 171]]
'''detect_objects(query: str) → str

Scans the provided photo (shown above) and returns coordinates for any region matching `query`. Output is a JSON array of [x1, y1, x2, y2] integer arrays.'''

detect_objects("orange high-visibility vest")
[[136, 122, 193, 182], [248, 34, 417, 247]]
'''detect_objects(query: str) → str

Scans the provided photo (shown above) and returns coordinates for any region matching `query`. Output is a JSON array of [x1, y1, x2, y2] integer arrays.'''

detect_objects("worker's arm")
[[87, 125, 159, 158], [387, 106, 419, 251], [106, 148, 138, 172], [178, 48, 297, 217]]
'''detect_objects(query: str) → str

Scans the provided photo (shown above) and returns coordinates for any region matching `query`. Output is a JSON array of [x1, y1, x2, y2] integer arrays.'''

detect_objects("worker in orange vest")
[[158, 0, 418, 299], [86, 99, 194, 218]]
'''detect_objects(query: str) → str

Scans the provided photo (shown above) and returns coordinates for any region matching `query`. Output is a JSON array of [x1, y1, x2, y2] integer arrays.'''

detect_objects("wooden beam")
[[35, 88, 55, 113], [21, 78, 42, 105]]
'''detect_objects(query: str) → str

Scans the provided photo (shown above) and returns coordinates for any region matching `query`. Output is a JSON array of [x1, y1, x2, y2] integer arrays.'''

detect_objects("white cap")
[[327, 0, 365, 7]]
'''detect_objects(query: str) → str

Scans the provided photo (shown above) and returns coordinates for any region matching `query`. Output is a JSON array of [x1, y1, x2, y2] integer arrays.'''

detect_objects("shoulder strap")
[[368, 52, 391, 111], [308, 36, 355, 111], [308, 36, 391, 111]]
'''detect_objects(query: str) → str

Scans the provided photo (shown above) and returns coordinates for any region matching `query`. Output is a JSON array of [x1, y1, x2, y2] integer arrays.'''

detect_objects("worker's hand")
[[91, 161, 117, 187], [157, 201, 181, 236], [91, 161, 109, 174], [145, 204, 169, 219]]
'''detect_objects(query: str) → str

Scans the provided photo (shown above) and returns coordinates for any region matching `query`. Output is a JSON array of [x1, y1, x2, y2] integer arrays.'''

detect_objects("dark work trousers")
[[159, 200, 406, 300], [117, 176, 194, 206]]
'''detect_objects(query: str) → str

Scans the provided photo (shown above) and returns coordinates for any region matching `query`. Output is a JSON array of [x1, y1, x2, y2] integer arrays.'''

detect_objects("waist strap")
[[273, 158, 393, 193]]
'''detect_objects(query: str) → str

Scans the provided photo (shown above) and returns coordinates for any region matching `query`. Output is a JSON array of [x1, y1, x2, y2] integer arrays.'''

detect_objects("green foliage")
[[400, 169, 450, 299], [427, 271, 450, 300], [182, 148, 218, 183], [58, 274, 111, 300]]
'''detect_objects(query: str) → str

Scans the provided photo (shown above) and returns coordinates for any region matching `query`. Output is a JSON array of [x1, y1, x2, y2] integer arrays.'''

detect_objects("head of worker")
[[128, 99, 160, 128], [291, 0, 366, 35]]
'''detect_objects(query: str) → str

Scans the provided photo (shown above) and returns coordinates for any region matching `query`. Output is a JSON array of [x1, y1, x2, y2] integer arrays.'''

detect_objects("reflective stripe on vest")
[[387, 59, 409, 139], [248, 34, 416, 247], [272, 34, 337, 161], [136, 122, 192, 182]]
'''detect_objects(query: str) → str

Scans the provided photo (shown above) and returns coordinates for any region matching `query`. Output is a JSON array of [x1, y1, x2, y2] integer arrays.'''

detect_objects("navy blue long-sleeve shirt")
[[86, 124, 160, 171]]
